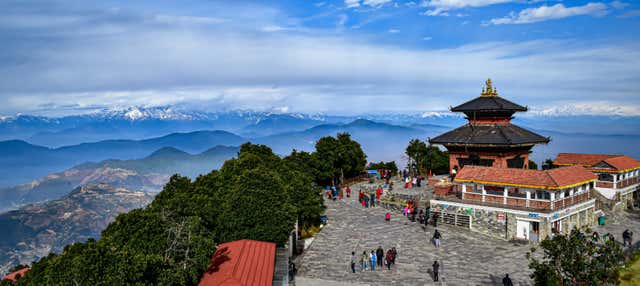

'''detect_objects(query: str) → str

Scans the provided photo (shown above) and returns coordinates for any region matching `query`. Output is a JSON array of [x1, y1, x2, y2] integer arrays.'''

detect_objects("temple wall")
[[448, 152, 530, 173]]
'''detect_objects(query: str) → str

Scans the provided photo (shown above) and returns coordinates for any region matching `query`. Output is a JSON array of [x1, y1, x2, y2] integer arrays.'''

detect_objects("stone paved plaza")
[[295, 181, 640, 286]]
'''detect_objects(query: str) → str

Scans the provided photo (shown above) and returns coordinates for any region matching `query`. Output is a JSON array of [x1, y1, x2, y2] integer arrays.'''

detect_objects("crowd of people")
[[591, 229, 634, 247], [350, 246, 398, 273], [401, 169, 424, 189]]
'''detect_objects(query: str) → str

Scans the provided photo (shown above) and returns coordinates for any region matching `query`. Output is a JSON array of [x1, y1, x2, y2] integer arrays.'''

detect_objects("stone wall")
[[430, 202, 508, 240]]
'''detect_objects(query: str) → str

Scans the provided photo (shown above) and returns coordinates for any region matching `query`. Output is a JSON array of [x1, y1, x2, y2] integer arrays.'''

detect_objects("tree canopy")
[[314, 133, 367, 186], [366, 161, 398, 175], [405, 139, 449, 174], [527, 228, 624, 286]]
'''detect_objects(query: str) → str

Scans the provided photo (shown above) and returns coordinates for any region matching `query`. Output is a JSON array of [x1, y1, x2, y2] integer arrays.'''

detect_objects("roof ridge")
[[544, 168, 560, 188], [495, 124, 511, 144]]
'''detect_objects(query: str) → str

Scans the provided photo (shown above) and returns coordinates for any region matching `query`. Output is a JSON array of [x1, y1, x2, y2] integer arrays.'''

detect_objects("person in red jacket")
[[346, 186, 351, 198]]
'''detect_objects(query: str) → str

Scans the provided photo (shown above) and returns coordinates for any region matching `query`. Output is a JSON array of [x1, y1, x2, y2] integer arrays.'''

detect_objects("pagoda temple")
[[430, 79, 550, 173]]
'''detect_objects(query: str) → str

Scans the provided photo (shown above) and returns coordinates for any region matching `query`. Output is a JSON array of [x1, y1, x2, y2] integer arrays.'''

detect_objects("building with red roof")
[[2, 267, 30, 282], [199, 239, 277, 286], [430, 165, 597, 242], [554, 153, 640, 208]]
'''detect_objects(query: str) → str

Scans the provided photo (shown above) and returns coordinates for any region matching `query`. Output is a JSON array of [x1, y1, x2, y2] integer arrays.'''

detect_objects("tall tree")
[[405, 139, 449, 174], [314, 133, 367, 186]]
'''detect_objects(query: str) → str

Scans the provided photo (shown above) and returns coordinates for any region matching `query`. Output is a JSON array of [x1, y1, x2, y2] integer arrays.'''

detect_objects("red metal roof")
[[199, 239, 276, 286], [454, 165, 596, 190], [2, 268, 29, 281], [554, 153, 620, 166]]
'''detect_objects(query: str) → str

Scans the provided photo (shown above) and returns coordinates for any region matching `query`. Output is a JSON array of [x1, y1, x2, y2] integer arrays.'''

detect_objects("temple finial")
[[481, 78, 498, 97]]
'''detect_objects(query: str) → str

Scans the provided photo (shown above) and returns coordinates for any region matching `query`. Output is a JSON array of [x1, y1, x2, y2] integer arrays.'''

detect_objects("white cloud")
[[261, 25, 287, 32], [610, 1, 629, 10], [346, 0, 392, 9], [363, 0, 392, 7], [1, 1, 639, 116], [388, 28, 400, 33], [489, 3, 610, 25], [152, 15, 227, 25], [421, 0, 514, 16], [345, 0, 361, 8]]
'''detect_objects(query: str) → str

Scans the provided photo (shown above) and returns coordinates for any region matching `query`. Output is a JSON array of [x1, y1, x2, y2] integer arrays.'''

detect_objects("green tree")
[[405, 139, 449, 174], [315, 133, 367, 186], [217, 169, 296, 245], [527, 228, 624, 286], [366, 161, 398, 175], [528, 160, 538, 170], [543, 158, 558, 170]]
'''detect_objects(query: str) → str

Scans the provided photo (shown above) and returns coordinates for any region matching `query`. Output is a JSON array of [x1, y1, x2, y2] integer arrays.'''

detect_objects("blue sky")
[[1, 0, 639, 116]]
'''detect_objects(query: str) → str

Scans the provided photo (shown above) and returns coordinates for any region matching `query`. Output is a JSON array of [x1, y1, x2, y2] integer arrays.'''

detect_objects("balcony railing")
[[436, 189, 592, 212], [596, 177, 639, 189]]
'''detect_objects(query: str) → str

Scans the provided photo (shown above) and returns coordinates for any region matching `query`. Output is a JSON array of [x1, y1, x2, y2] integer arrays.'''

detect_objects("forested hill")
[[2, 134, 366, 285]]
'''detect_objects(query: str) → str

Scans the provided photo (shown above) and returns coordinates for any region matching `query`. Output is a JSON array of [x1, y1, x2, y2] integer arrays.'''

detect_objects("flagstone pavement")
[[294, 183, 640, 286], [294, 191, 534, 286]]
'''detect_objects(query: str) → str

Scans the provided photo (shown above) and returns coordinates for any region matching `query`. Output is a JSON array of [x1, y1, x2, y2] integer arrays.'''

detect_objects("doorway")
[[516, 220, 530, 240]]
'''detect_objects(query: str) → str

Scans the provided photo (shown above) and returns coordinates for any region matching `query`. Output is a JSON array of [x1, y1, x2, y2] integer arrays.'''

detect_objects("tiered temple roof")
[[430, 79, 550, 148], [429, 123, 549, 147]]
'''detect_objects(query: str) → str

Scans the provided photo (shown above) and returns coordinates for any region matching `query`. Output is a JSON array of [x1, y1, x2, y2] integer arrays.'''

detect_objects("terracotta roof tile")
[[199, 240, 276, 286], [455, 165, 596, 190], [553, 153, 620, 166], [554, 153, 640, 172], [601, 156, 640, 171]]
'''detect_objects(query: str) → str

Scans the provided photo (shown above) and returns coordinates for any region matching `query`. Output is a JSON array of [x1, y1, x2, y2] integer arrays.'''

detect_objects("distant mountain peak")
[[148, 146, 189, 157], [349, 118, 378, 126]]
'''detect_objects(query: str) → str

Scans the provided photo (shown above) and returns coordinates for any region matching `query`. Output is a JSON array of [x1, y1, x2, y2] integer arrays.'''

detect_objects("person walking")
[[370, 250, 376, 271], [385, 249, 393, 270], [350, 252, 356, 273], [370, 193, 376, 207], [360, 251, 368, 271], [432, 260, 440, 282], [425, 207, 430, 229], [376, 246, 384, 268], [433, 229, 442, 248], [391, 247, 397, 265], [623, 229, 634, 246], [346, 186, 351, 198], [432, 212, 438, 227], [502, 274, 514, 286]]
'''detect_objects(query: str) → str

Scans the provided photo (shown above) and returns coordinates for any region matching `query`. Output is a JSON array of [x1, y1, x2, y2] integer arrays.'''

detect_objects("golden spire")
[[481, 78, 498, 97]]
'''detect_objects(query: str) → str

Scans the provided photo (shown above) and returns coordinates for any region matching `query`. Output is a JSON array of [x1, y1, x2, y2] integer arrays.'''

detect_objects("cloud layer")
[[0, 1, 639, 116], [489, 3, 610, 25]]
